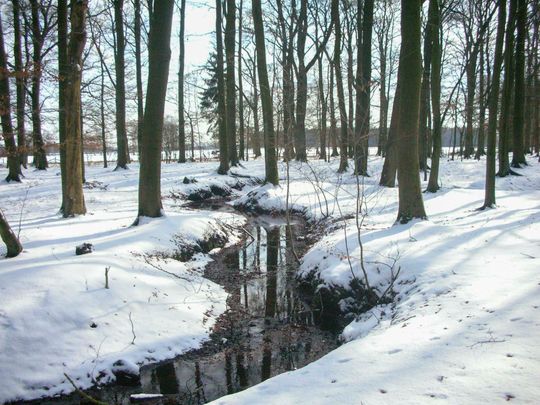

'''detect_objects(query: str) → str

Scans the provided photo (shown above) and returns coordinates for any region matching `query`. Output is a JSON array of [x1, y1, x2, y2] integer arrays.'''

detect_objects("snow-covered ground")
[[0, 162, 246, 402], [1, 153, 539, 404]]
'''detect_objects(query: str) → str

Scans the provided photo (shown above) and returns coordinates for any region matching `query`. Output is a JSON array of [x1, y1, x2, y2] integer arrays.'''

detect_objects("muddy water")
[[23, 213, 340, 405]]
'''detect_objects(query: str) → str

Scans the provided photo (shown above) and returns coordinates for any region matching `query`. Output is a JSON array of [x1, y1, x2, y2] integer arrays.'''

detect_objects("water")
[[21, 212, 340, 405]]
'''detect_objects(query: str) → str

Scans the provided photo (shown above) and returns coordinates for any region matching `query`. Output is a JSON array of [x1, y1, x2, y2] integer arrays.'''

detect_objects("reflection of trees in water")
[[155, 362, 178, 394], [140, 220, 336, 404], [264, 226, 280, 318]]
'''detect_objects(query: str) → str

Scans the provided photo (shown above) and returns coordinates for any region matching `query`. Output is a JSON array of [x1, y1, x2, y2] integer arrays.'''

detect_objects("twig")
[[63, 373, 108, 405], [17, 187, 31, 239], [129, 312, 136, 345], [139, 254, 192, 282], [468, 337, 506, 348]]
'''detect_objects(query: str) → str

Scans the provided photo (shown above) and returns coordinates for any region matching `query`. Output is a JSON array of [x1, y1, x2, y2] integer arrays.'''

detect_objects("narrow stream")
[[24, 210, 341, 405]]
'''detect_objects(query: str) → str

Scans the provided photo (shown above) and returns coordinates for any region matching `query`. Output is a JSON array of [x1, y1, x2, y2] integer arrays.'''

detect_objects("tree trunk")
[[12, 0, 27, 169], [251, 55, 261, 158], [318, 52, 327, 161], [329, 64, 339, 157], [355, 0, 374, 175], [475, 38, 487, 159], [63, 0, 88, 217], [498, 0, 517, 176], [346, 16, 354, 159], [334, 0, 348, 173], [463, 51, 477, 159], [276, 0, 295, 161], [377, 38, 388, 157], [238, 0, 245, 161], [419, 0, 435, 172], [396, 0, 426, 223], [58, 0, 68, 209], [177, 0, 186, 163], [114, 0, 129, 169], [252, 0, 279, 185], [0, 13, 21, 182], [134, 0, 144, 158], [100, 57, 108, 168], [510, 0, 527, 167], [379, 83, 400, 187], [216, 0, 229, 174], [137, 0, 175, 218], [294, 0, 309, 162], [482, 0, 506, 208], [225, 0, 238, 165], [0, 210, 22, 258], [29, 0, 48, 170], [426, 0, 441, 193]]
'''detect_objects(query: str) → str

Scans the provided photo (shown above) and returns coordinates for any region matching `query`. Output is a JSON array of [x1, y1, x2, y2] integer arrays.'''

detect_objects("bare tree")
[[395, 0, 426, 223], [481, 0, 506, 208], [252, 0, 278, 184], [0, 210, 22, 258], [136, 0, 175, 218], [11, 0, 27, 169], [0, 11, 21, 182], [334, 0, 348, 173], [63, 0, 88, 217], [177, 0, 186, 163]]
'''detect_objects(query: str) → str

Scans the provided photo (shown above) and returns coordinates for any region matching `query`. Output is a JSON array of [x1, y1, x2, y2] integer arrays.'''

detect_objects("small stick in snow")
[[104, 266, 110, 289], [129, 312, 136, 345], [63, 373, 108, 405]]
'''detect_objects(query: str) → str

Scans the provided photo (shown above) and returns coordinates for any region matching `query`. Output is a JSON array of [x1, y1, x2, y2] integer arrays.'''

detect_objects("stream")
[[26, 208, 342, 405]]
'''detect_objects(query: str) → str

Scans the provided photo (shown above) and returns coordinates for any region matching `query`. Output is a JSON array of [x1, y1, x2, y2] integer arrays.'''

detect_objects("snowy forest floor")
[[1, 153, 539, 404]]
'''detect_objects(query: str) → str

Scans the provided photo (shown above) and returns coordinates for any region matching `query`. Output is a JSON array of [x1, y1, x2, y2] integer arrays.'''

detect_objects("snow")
[[0, 163, 244, 402], [211, 156, 540, 404], [1, 153, 539, 404]]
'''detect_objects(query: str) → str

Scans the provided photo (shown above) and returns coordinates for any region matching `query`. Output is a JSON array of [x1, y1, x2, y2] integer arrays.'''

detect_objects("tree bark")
[[114, 0, 129, 169], [498, 0, 517, 176], [475, 38, 487, 159], [177, 0, 186, 163], [354, 0, 374, 175], [63, 0, 88, 217], [58, 0, 68, 209], [216, 0, 229, 174], [238, 0, 245, 160], [0, 13, 21, 182], [329, 63, 339, 157], [318, 50, 327, 161], [334, 0, 348, 173], [294, 0, 309, 162], [252, 0, 279, 185], [251, 55, 261, 158], [0, 210, 22, 258], [225, 0, 238, 165], [100, 57, 108, 168], [379, 83, 399, 187], [482, 0, 506, 208], [419, 0, 435, 172], [137, 0, 175, 218], [276, 0, 295, 161], [12, 0, 27, 169], [395, 0, 426, 223], [29, 0, 48, 170], [426, 0, 441, 193], [134, 0, 144, 158], [510, 0, 527, 167]]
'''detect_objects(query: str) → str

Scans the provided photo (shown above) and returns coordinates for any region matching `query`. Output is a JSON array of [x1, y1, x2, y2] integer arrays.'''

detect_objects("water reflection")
[[134, 217, 337, 404]]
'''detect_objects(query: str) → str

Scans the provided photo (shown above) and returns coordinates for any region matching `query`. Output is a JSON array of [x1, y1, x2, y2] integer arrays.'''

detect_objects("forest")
[[0, 0, 539, 404]]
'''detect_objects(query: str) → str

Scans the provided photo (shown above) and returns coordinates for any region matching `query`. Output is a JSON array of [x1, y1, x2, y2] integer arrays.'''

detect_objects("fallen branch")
[[129, 312, 136, 345], [63, 373, 107, 405]]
